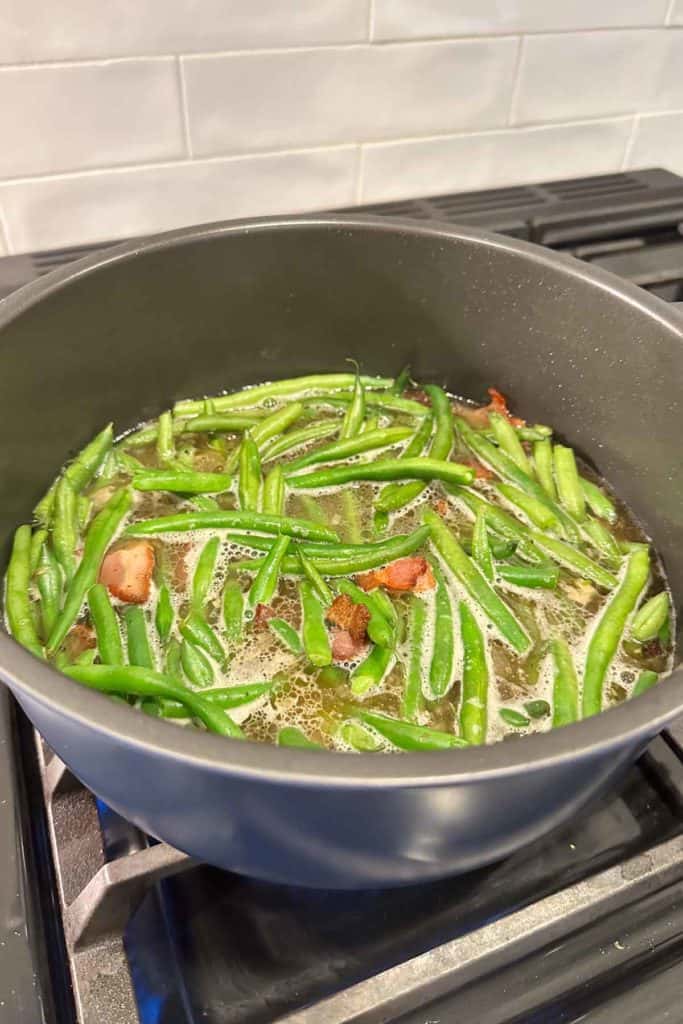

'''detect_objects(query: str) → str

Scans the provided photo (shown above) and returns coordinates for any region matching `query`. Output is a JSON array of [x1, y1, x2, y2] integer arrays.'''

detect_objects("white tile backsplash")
[[361, 119, 634, 202], [182, 38, 518, 158], [626, 109, 683, 174], [373, 1, 670, 41], [0, 59, 184, 179], [0, 0, 369, 62]]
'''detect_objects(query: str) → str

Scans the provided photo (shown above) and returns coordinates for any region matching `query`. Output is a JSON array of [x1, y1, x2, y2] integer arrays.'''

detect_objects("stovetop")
[[1, 167, 683, 1024]]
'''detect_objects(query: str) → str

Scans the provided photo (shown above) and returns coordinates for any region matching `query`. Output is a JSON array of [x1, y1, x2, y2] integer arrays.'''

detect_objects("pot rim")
[[0, 212, 680, 787]]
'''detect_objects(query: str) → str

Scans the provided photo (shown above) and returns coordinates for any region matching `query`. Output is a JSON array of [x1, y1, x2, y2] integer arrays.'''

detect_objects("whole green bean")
[[350, 642, 394, 696], [268, 617, 303, 654], [403, 413, 435, 457], [448, 487, 544, 563], [248, 534, 291, 607], [53, 477, 78, 584], [182, 414, 261, 434], [392, 365, 412, 395], [30, 528, 47, 574], [192, 536, 220, 609], [489, 411, 531, 474], [181, 637, 214, 687], [155, 584, 174, 642], [180, 611, 225, 665], [459, 601, 488, 745], [551, 637, 579, 727], [296, 547, 333, 605], [190, 495, 221, 513], [428, 556, 455, 697], [336, 579, 394, 648], [287, 426, 412, 472], [340, 720, 381, 751], [156, 682, 275, 718], [553, 445, 586, 521], [260, 420, 339, 462], [66, 664, 243, 737], [88, 583, 123, 665], [262, 465, 285, 515], [402, 595, 427, 721], [124, 606, 154, 669], [527, 530, 618, 590], [580, 477, 617, 524], [581, 518, 622, 568], [633, 670, 658, 697], [288, 457, 474, 490], [582, 546, 650, 718], [313, 391, 429, 418], [5, 525, 42, 656], [48, 488, 132, 654], [631, 591, 669, 642], [125, 509, 340, 543], [222, 579, 244, 644], [277, 726, 322, 749], [238, 432, 261, 511], [342, 489, 362, 544], [174, 374, 392, 416], [340, 367, 365, 439], [497, 562, 559, 589], [471, 512, 494, 581], [64, 423, 114, 493], [133, 469, 233, 494], [355, 709, 468, 751], [35, 541, 61, 639], [496, 482, 559, 531], [423, 508, 530, 654], [299, 580, 332, 667], [156, 411, 175, 465], [34, 480, 58, 529], [250, 401, 305, 450], [533, 438, 557, 499]]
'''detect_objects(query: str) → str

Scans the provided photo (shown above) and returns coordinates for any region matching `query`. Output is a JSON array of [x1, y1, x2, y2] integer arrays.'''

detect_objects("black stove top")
[[1, 168, 683, 1024]]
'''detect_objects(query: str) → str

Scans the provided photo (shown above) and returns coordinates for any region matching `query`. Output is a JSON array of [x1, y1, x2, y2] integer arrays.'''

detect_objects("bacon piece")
[[452, 386, 525, 430], [434, 498, 449, 517], [99, 540, 155, 604], [253, 603, 275, 629], [65, 624, 96, 659], [404, 387, 431, 407], [326, 593, 370, 642], [357, 556, 435, 593], [462, 457, 495, 481], [331, 628, 367, 662]]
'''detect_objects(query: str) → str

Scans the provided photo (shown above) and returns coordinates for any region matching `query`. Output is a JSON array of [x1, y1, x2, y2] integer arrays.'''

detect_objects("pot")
[[0, 216, 680, 888]]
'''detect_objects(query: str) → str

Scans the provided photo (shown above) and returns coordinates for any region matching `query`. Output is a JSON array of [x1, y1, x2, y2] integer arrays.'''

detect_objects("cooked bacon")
[[65, 624, 96, 659], [326, 593, 370, 642], [434, 498, 449, 517], [169, 542, 191, 591], [99, 540, 155, 604], [253, 603, 275, 629], [357, 556, 435, 593], [462, 457, 495, 481], [404, 387, 431, 407], [452, 386, 525, 430], [331, 628, 367, 662]]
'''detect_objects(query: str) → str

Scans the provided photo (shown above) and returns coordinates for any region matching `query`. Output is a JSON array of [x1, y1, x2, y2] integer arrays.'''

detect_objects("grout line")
[[176, 57, 193, 158], [507, 36, 525, 126], [0, 54, 178, 72], [621, 115, 640, 170], [366, 0, 375, 42], [354, 146, 366, 204], [665, 0, 678, 24], [0, 204, 14, 254]]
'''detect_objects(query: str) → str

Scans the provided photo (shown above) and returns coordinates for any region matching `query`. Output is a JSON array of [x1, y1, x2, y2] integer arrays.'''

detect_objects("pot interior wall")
[[0, 222, 680, 644]]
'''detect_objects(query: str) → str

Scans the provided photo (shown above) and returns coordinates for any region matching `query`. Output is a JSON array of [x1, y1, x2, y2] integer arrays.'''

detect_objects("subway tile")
[[514, 29, 683, 125], [669, 0, 683, 22], [183, 38, 518, 158], [0, 147, 358, 253], [626, 110, 683, 176], [373, 0, 670, 40], [0, 0, 368, 63], [360, 119, 633, 203], [0, 59, 184, 179]]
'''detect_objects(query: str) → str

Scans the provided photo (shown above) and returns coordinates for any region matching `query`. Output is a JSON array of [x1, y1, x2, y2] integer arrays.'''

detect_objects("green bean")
[[489, 411, 531, 474], [164, 637, 183, 681], [277, 726, 322, 749], [125, 509, 340, 542], [155, 584, 174, 642], [30, 528, 47, 574], [287, 427, 412, 473], [88, 583, 123, 665], [496, 482, 559, 531], [287, 457, 474, 490], [428, 555, 455, 698], [66, 664, 243, 737], [78, 495, 92, 530], [340, 366, 365, 439], [533, 438, 557, 499], [361, 414, 380, 433], [517, 424, 553, 441], [222, 579, 244, 644], [448, 487, 544, 563], [375, 387, 451, 514], [582, 546, 650, 718], [296, 546, 333, 605], [182, 414, 261, 434], [180, 611, 225, 665], [423, 508, 530, 653], [248, 534, 290, 607], [156, 411, 175, 465], [48, 489, 132, 654], [156, 682, 275, 717], [342, 489, 362, 544], [459, 601, 488, 745], [192, 537, 220, 610], [581, 518, 622, 568], [551, 637, 579, 727], [133, 469, 233, 494], [64, 423, 114, 493], [527, 530, 618, 590], [355, 709, 468, 751], [296, 495, 329, 527], [401, 595, 427, 721], [238, 431, 262, 511], [373, 510, 390, 534], [580, 477, 617, 524], [35, 542, 61, 639], [497, 562, 559, 589], [525, 699, 550, 719], [5, 525, 42, 656], [174, 374, 392, 416], [336, 579, 394, 648], [392, 365, 412, 395], [190, 495, 220, 513], [52, 477, 78, 584], [633, 670, 658, 697], [34, 480, 58, 529], [631, 591, 669, 642], [250, 402, 305, 450], [471, 513, 494, 581], [499, 708, 529, 728], [181, 637, 214, 687], [553, 445, 586, 521], [299, 580, 332, 667], [117, 450, 145, 475], [350, 642, 393, 696], [262, 465, 285, 515], [340, 721, 381, 751], [260, 420, 340, 462], [312, 391, 429, 419], [268, 617, 303, 654], [124, 606, 154, 669], [659, 613, 671, 648]]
